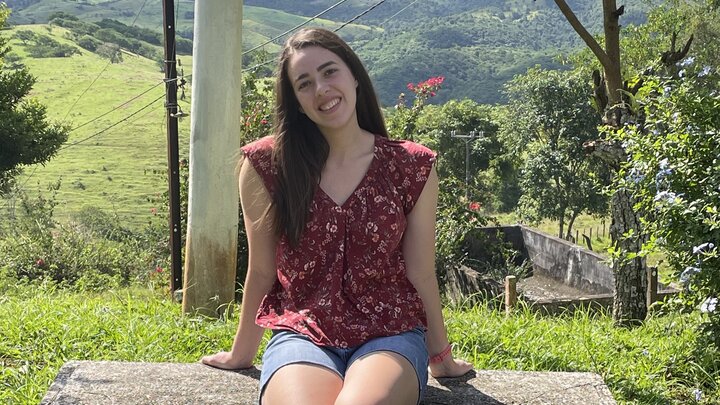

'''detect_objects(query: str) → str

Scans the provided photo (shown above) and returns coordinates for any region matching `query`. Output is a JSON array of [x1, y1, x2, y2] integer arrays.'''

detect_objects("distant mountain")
[[4, 0, 652, 105]]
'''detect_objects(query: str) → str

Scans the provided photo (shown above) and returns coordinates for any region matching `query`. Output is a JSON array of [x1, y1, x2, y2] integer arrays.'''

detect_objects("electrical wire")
[[379, 0, 421, 26], [69, 81, 164, 133], [61, 0, 151, 121], [59, 94, 165, 151]]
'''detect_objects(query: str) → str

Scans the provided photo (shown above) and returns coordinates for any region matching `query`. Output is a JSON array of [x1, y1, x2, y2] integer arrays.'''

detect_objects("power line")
[[60, 94, 165, 151], [335, 0, 387, 31], [61, 0, 151, 121], [69, 81, 164, 133], [379, 0, 420, 26], [243, 0, 351, 56]]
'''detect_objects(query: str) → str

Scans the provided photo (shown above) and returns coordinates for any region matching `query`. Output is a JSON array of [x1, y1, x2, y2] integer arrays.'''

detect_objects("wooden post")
[[182, 0, 243, 317], [646, 266, 658, 308], [575, 229, 579, 244], [161, 0, 183, 297], [505, 275, 517, 315]]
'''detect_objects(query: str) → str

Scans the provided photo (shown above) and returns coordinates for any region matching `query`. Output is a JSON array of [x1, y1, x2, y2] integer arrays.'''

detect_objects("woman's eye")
[[298, 81, 309, 90], [324, 68, 338, 76]]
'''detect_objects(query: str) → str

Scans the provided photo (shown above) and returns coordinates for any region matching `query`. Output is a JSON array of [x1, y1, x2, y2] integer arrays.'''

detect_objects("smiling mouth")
[[319, 98, 340, 111]]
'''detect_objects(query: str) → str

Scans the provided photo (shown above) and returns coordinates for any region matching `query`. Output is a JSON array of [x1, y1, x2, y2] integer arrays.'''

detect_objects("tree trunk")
[[565, 210, 579, 241], [610, 188, 647, 326], [602, 0, 623, 107]]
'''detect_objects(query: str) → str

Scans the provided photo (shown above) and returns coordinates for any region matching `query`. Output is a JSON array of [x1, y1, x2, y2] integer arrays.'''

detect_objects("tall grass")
[[1, 280, 717, 404]]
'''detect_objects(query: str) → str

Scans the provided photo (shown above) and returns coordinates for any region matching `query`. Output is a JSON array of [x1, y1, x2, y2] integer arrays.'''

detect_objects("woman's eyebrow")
[[294, 61, 338, 83]]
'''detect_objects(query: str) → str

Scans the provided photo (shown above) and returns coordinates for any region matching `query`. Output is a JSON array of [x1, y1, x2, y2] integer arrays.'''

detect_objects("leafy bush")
[[0, 185, 166, 291], [611, 57, 720, 349]]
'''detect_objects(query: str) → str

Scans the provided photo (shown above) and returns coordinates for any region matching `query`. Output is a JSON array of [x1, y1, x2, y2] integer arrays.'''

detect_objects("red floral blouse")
[[242, 134, 436, 348]]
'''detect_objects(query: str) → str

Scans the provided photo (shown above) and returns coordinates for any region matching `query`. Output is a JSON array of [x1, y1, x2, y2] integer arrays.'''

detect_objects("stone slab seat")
[[41, 361, 616, 404]]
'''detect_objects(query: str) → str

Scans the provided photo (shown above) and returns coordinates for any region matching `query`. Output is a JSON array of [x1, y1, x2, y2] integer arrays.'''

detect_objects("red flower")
[[36, 258, 45, 267], [468, 201, 481, 211], [261, 119, 268, 125], [155, 266, 164, 273]]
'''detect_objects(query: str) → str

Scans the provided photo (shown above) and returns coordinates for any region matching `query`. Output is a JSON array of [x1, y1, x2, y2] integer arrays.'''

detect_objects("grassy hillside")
[[3, 24, 190, 228]]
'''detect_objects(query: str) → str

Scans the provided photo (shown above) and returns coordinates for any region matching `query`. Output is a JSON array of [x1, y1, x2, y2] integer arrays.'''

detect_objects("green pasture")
[[4, 24, 192, 229]]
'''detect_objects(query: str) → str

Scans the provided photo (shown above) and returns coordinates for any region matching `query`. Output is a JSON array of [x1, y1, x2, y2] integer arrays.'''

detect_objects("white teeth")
[[320, 98, 340, 111]]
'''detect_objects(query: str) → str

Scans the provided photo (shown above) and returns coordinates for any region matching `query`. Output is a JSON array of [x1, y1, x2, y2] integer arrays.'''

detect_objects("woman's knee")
[[262, 363, 343, 405], [335, 352, 420, 405]]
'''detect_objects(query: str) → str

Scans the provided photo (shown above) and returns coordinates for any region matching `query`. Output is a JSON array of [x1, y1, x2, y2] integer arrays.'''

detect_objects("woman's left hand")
[[429, 355, 474, 378]]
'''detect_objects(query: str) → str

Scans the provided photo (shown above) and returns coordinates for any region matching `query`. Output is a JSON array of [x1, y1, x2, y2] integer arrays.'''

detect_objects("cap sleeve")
[[394, 140, 437, 214], [240, 136, 276, 195]]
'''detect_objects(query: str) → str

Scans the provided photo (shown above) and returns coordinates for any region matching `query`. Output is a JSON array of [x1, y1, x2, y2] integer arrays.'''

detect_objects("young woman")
[[201, 27, 472, 404]]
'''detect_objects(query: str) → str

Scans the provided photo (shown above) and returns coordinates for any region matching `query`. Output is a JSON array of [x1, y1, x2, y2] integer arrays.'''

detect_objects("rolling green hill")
[[4, 0, 651, 105]]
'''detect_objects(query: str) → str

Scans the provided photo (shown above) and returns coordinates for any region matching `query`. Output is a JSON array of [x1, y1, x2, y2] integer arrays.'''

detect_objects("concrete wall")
[[519, 226, 614, 294]]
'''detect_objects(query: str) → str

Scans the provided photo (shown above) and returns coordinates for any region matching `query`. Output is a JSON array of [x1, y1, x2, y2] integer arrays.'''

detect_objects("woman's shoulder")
[[242, 135, 274, 154], [376, 136, 436, 160]]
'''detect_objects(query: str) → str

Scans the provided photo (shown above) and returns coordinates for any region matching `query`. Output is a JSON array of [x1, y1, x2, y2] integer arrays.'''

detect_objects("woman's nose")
[[316, 80, 330, 95]]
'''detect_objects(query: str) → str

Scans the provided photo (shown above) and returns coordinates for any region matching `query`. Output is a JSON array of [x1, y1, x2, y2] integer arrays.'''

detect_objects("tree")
[[546, 0, 659, 325], [500, 67, 610, 239], [0, 5, 69, 196]]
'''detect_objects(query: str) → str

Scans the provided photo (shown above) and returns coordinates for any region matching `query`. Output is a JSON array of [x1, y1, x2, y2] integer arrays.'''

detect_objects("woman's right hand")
[[201, 351, 253, 370]]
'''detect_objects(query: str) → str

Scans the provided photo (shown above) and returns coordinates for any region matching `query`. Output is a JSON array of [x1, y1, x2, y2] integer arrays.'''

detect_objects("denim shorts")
[[259, 327, 429, 404]]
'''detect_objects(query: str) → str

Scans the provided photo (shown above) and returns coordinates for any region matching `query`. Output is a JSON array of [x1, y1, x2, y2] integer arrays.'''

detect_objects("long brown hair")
[[272, 28, 388, 246]]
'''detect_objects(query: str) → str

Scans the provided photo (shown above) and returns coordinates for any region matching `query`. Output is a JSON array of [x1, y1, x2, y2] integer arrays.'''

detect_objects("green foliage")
[[611, 53, 720, 348], [499, 67, 610, 238], [0, 184, 164, 290]]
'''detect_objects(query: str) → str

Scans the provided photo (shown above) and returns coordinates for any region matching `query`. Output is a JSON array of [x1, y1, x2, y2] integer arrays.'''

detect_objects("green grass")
[[1, 279, 718, 404]]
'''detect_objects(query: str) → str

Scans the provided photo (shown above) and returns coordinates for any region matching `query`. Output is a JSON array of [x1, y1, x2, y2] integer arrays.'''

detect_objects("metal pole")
[[162, 0, 182, 296], [465, 131, 473, 200]]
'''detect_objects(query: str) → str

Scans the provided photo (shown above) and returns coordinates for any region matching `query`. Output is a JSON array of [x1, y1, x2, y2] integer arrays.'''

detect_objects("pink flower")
[[155, 266, 164, 273], [36, 258, 45, 267], [468, 201, 481, 211], [150, 207, 157, 215], [261, 119, 268, 125]]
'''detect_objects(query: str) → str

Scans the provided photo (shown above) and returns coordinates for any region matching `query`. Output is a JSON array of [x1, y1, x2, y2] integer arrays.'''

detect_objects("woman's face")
[[286, 46, 358, 135]]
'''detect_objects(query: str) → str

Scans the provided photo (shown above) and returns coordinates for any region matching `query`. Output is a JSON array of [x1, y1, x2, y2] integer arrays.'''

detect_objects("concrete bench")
[[41, 361, 616, 404]]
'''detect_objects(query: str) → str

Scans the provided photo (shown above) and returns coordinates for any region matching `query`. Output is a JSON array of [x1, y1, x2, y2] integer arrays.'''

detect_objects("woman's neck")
[[322, 125, 373, 164]]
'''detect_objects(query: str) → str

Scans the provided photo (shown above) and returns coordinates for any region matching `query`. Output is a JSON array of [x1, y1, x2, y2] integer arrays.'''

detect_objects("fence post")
[[647, 266, 658, 308], [505, 275, 517, 315]]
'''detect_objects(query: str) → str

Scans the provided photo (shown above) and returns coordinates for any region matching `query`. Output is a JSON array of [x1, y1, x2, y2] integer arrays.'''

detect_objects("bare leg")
[[262, 363, 344, 405], [335, 351, 419, 405]]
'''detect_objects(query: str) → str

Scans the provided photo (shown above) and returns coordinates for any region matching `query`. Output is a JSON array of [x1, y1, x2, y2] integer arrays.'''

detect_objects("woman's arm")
[[201, 157, 278, 369], [403, 165, 473, 378]]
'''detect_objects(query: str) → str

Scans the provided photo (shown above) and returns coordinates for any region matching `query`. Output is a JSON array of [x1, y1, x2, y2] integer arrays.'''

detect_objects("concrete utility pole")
[[182, 0, 243, 317]]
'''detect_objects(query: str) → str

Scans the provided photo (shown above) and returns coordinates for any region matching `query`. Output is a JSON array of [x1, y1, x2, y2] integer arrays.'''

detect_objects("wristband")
[[429, 344, 452, 364]]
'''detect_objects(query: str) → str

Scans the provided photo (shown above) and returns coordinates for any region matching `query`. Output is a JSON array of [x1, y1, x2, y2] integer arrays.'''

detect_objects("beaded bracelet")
[[429, 344, 452, 364]]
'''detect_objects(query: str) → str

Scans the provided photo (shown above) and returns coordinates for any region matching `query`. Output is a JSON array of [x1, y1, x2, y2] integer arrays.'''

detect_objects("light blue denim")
[[259, 327, 429, 404]]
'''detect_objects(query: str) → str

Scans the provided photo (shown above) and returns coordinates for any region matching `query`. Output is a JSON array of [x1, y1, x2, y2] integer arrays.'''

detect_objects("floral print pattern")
[[242, 135, 436, 348]]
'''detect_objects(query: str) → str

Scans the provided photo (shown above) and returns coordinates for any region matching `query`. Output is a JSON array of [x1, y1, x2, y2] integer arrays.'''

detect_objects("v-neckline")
[[317, 135, 379, 209]]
